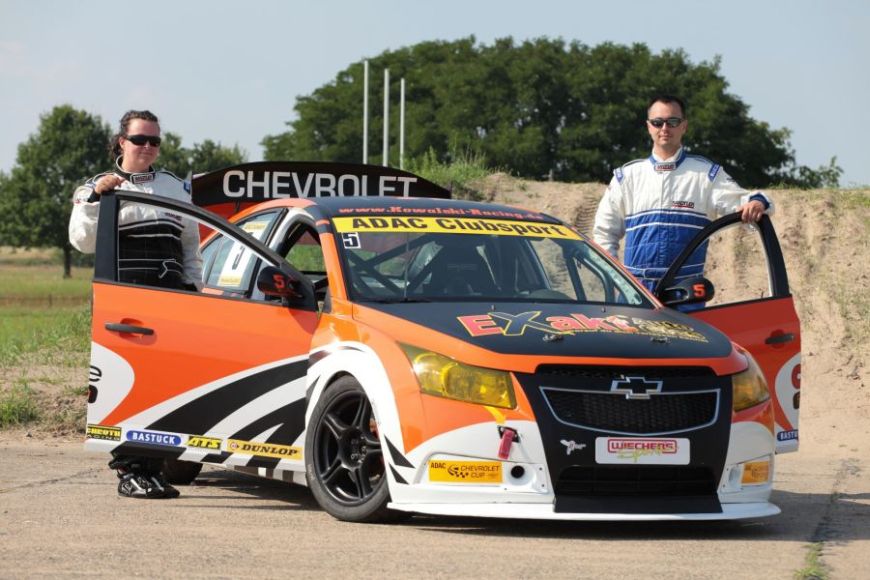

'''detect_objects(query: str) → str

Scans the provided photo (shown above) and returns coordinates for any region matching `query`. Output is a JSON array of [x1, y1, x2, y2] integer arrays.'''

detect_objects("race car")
[[83, 162, 801, 521]]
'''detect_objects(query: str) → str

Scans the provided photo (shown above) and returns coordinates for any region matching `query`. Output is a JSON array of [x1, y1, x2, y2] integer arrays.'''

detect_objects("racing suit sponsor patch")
[[428, 460, 503, 483], [86, 424, 122, 441], [227, 439, 302, 460]]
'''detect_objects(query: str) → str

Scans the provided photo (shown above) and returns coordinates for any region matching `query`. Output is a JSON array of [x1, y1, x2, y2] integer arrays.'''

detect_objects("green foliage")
[[263, 37, 839, 188], [407, 148, 492, 200], [0, 105, 109, 256], [0, 381, 41, 427], [159, 134, 247, 177]]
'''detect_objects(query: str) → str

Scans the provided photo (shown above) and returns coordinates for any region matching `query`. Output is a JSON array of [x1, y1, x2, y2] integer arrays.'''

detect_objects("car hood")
[[359, 302, 732, 360]]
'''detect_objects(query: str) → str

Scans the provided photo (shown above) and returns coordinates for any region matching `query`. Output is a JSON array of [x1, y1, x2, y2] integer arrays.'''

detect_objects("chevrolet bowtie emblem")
[[610, 376, 663, 400]]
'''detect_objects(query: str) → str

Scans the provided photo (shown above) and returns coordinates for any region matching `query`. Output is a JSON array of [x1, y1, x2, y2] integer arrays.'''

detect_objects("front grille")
[[536, 365, 715, 379], [542, 388, 719, 435], [557, 465, 717, 496]]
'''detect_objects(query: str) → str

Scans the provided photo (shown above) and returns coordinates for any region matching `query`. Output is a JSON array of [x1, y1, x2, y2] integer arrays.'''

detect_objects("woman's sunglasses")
[[647, 117, 684, 129], [126, 134, 162, 147]]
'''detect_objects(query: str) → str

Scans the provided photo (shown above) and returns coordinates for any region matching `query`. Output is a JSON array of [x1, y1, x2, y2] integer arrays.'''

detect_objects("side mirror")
[[257, 266, 303, 301], [659, 276, 715, 307]]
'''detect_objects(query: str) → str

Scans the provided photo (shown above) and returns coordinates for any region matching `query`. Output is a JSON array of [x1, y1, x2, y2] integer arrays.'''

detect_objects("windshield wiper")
[[365, 297, 432, 304]]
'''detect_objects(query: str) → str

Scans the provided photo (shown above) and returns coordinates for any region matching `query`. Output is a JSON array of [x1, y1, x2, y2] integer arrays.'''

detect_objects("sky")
[[1, 0, 868, 186]]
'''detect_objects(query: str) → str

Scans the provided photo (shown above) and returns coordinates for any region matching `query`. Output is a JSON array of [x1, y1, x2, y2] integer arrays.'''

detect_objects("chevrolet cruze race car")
[[84, 162, 801, 521]]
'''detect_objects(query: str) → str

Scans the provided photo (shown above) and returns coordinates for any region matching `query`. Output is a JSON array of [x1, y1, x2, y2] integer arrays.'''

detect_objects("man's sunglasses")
[[126, 134, 162, 147], [648, 117, 684, 129]]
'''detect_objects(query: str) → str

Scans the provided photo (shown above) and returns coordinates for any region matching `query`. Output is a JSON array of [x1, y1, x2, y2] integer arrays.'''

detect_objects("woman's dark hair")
[[109, 110, 160, 160]]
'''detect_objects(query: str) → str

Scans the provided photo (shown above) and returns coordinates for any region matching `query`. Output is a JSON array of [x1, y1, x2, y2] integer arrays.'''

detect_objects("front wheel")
[[305, 376, 400, 522]]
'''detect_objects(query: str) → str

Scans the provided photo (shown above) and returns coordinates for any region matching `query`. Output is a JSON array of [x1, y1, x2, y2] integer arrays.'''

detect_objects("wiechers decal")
[[458, 311, 708, 342], [227, 439, 302, 460], [125, 430, 183, 447], [332, 216, 580, 240], [428, 460, 503, 484], [86, 424, 121, 441], [187, 436, 223, 450], [595, 437, 690, 465]]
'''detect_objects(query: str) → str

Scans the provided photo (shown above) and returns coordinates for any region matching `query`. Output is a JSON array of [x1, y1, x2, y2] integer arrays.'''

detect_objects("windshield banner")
[[332, 216, 581, 239]]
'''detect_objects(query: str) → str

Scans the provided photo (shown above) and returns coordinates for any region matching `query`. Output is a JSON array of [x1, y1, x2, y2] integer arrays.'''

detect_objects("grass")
[[0, 381, 41, 427], [794, 542, 828, 580], [407, 147, 494, 200], [1, 248, 92, 432]]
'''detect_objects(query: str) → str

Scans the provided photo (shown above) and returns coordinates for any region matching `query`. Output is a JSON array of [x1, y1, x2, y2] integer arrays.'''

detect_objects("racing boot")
[[147, 472, 180, 499], [117, 472, 167, 498]]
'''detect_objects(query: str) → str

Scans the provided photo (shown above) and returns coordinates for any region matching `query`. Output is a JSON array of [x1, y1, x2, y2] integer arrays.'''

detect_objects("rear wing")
[[191, 161, 451, 220]]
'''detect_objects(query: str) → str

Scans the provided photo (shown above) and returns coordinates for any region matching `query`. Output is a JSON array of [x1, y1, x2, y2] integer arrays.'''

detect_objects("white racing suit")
[[593, 147, 773, 293], [69, 163, 202, 290]]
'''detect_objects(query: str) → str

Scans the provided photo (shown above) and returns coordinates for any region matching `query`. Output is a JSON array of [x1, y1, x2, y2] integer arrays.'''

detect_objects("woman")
[[69, 109, 202, 290], [68, 110, 202, 498]]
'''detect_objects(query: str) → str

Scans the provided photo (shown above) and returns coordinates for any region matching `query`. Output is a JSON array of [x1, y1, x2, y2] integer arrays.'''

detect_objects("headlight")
[[400, 344, 516, 409], [732, 351, 770, 411]]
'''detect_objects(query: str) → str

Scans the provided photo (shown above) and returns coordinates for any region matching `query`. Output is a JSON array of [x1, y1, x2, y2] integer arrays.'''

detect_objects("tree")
[[0, 105, 249, 278], [263, 37, 840, 188], [0, 105, 109, 277], [158, 135, 247, 178]]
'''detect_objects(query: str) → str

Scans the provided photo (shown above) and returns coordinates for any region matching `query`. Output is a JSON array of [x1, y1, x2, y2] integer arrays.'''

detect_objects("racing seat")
[[423, 244, 498, 296]]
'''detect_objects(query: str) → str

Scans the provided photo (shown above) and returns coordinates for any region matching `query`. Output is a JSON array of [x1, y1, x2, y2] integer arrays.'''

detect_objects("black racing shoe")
[[118, 472, 166, 499], [148, 473, 180, 499]]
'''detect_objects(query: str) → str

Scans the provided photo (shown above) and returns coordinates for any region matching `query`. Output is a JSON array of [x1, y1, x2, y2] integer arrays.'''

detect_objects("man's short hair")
[[648, 95, 687, 117]]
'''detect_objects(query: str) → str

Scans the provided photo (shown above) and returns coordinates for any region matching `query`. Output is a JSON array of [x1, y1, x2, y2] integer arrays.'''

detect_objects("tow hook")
[[497, 426, 519, 460]]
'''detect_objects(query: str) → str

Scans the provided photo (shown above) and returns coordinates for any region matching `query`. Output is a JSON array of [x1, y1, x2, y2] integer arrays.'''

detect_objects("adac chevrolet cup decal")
[[332, 216, 580, 239], [458, 311, 709, 343]]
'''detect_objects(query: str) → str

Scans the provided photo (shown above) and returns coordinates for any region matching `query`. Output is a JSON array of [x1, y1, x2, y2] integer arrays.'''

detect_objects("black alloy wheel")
[[305, 376, 401, 522]]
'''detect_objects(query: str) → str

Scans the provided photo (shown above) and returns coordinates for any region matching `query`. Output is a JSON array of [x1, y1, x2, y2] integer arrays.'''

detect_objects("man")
[[593, 95, 773, 296], [69, 110, 201, 499]]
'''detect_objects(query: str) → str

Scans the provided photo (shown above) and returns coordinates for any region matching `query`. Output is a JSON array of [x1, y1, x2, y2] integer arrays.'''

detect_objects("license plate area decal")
[[595, 437, 690, 465]]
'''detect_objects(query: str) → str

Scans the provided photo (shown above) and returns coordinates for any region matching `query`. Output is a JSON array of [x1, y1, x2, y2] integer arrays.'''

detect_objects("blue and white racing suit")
[[593, 147, 773, 293]]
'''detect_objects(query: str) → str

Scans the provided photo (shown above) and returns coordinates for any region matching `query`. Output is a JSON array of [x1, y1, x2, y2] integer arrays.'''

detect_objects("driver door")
[[85, 191, 318, 469], [656, 214, 801, 452]]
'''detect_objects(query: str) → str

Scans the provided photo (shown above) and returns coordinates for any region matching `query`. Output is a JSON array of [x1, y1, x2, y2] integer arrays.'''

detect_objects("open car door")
[[656, 213, 801, 453], [85, 191, 318, 470]]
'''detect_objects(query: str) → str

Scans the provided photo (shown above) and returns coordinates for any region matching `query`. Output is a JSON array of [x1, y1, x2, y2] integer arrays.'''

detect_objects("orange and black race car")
[[84, 162, 800, 521]]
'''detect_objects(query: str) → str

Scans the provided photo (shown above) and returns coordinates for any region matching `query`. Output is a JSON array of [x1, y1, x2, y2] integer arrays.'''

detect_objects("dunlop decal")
[[428, 460, 502, 484], [187, 435, 223, 450], [87, 424, 121, 441], [227, 439, 302, 460], [332, 216, 580, 240]]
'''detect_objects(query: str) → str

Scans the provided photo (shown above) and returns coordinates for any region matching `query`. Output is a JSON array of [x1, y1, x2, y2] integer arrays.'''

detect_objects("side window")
[[693, 222, 772, 307], [279, 221, 327, 304], [200, 210, 282, 298]]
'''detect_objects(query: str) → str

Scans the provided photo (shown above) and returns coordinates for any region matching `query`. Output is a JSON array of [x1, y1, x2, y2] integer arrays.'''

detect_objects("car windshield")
[[333, 216, 650, 306]]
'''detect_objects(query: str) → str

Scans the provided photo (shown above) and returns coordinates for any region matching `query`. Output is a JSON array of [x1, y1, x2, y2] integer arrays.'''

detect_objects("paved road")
[[1, 437, 867, 579]]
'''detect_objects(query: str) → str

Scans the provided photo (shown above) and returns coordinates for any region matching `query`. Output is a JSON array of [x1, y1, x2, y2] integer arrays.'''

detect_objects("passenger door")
[[656, 214, 801, 452], [85, 191, 318, 468]]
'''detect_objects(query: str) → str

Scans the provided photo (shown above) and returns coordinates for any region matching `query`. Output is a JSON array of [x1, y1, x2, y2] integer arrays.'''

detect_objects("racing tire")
[[161, 458, 203, 485], [305, 376, 404, 523]]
